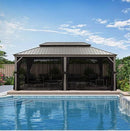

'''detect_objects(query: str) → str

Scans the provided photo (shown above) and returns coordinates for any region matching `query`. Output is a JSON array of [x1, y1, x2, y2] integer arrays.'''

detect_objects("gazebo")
[[14, 42, 116, 90]]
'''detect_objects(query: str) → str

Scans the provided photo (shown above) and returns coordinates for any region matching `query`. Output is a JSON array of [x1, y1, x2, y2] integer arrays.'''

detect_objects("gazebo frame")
[[14, 42, 116, 91]]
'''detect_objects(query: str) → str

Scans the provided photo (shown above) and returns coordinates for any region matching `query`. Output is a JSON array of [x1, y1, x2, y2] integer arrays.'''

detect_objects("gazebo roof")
[[39, 42, 91, 47], [14, 42, 116, 57]]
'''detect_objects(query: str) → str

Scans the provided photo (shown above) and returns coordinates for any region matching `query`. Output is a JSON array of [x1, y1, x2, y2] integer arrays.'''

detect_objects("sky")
[[0, 0, 130, 60]]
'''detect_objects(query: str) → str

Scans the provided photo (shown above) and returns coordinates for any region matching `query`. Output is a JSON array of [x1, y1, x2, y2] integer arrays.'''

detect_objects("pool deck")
[[0, 85, 129, 99], [0, 85, 13, 96], [0, 85, 13, 93], [0, 85, 129, 102], [7, 89, 130, 96], [6, 89, 130, 103]]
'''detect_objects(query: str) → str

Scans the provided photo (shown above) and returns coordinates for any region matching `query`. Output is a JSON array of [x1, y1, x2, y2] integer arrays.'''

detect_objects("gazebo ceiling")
[[14, 42, 116, 56]]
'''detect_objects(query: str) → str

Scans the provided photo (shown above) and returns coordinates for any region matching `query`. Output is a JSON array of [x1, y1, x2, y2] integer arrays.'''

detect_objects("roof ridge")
[[40, 42, 91, 47]]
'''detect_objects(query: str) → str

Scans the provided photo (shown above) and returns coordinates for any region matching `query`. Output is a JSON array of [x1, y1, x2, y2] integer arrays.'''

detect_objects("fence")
[[0, 64, 15, 77]]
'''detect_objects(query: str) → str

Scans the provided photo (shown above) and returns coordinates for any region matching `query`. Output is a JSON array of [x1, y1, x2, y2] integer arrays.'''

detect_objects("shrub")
[[116, 56, 130, 91], [4, 76, 14, 85], [118, 79, 130, 91], [0, 72, 5, 85]]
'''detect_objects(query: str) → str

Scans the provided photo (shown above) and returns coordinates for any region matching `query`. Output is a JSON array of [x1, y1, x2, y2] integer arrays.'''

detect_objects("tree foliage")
[[0, 50, 14, 64], [0, 41, 14, 65], [116, 56, 130, 91]]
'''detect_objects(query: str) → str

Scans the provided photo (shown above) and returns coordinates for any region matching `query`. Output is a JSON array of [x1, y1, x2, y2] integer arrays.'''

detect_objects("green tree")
[[0, 41, 14, 68], [116, 56, 130, 91], [0, 50, 6, 68]]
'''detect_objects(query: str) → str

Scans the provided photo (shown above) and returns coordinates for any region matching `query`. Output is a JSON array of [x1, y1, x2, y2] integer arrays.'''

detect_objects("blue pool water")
[[0, 95, 130, 130]]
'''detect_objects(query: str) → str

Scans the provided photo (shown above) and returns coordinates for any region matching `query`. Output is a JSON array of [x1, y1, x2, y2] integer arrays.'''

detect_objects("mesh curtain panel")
[[18, 57, 63, 90], [67, 57, 112, 90]]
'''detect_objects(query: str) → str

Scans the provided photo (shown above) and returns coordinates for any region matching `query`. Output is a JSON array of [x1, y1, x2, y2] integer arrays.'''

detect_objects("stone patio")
[[0, 85, 13, 93]]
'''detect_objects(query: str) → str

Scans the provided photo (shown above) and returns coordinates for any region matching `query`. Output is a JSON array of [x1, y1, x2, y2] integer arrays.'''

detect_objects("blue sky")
[[0, 0, 130, 60]]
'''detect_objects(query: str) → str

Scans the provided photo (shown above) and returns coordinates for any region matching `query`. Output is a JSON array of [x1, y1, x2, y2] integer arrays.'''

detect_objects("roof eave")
[[14, 54, 117, 57]]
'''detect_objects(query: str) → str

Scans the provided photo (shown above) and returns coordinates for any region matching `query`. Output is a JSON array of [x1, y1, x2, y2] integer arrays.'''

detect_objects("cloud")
[[0, 18, 27, 49], [21, 23, 86, 34], [106, 19, 130, 30], [122, 0, 130, 2], [0, 18, 27, 36], [122, 8, 130, 14], [0, 40, 15, 49], [59, 26, 91, 36], [71, 24, 86, 28], [59, 25, 128, 49], [20, 27, 67, 34], [60, 24, 86, 28], [60, 24, 70, 28], [0, 17, 128, 50], [86, 35, 127, 49], [95, 18, 107, 24], [124, 33, 130, 40], [0, 18, 67, 38]]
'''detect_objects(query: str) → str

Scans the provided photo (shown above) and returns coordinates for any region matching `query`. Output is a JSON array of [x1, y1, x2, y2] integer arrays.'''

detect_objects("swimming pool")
[[0, 95, 130, 130]]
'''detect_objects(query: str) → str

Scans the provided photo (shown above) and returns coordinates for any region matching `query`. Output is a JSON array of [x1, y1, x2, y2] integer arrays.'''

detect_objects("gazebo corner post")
[[107, 56, 116, 91], [14, 56, 23, 91], [113, 56, 116, 91], [64, 57, 67, 90], [14, 56, 18, 90]]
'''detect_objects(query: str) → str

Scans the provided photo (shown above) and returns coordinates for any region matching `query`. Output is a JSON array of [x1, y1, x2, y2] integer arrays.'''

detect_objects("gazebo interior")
[[17, 57, 114, 90]]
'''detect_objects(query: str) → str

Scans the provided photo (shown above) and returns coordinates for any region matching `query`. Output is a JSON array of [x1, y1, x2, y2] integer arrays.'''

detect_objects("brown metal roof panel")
[[14, 46, 116, 56]]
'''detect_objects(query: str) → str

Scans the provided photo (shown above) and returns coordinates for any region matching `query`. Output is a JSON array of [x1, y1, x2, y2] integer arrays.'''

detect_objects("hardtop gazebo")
[[14, 42, 116, 90]]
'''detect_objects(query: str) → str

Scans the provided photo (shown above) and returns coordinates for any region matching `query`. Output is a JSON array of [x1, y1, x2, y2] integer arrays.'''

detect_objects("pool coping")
[[0, 89, 129, 101], [5, 89, 130, 101], [7, 90, 120, 95], [6, 89, 129, 95]]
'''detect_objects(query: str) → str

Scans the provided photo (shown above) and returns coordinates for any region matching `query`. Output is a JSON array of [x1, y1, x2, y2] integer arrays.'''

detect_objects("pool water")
[[0, 95, 130, 130]]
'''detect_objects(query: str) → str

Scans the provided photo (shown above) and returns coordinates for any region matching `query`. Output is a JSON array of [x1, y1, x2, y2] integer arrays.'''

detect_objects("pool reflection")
[[13, 98, 129, 130], [0, 97, 130, 130]]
